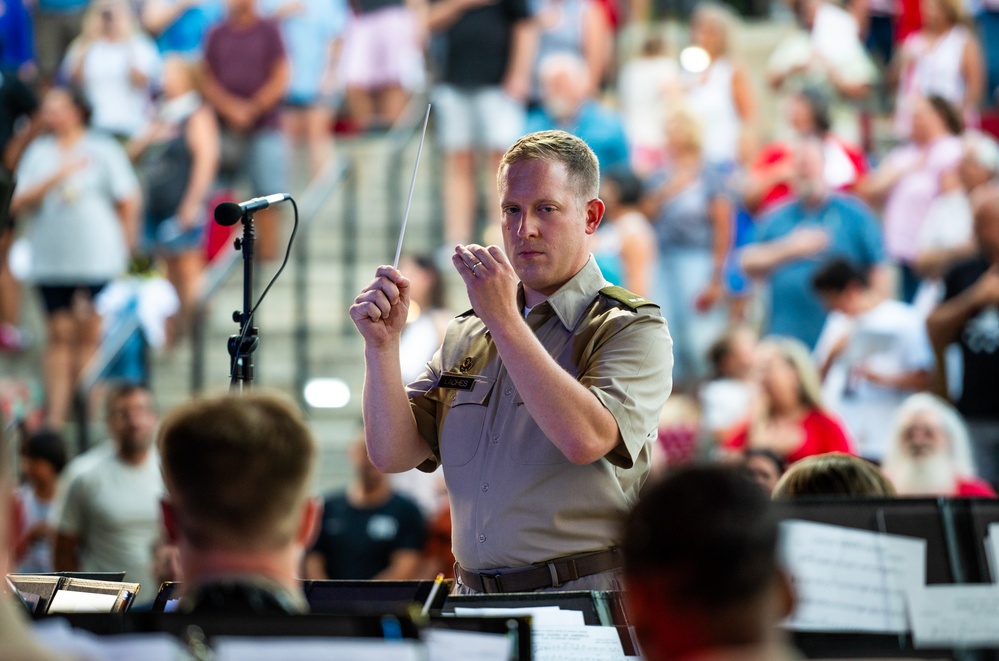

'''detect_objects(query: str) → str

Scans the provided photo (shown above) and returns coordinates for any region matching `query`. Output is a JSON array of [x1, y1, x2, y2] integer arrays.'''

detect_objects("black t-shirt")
[[312, 492, 427, 580], [0, 70, 36, 154], [943, 256, 999, 420], [435, 0, 531, 87]]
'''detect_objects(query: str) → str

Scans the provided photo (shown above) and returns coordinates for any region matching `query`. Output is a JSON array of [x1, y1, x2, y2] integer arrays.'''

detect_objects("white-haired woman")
[[882, 393, 996, 497]]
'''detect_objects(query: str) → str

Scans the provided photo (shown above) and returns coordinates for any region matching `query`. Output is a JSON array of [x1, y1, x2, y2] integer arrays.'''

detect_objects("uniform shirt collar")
[[521, 256, 608, 332]]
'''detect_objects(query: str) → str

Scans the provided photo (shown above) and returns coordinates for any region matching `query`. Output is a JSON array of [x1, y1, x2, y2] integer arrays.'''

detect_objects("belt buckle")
[[545, 560, 562, 588], [480, 573, 503, 593]]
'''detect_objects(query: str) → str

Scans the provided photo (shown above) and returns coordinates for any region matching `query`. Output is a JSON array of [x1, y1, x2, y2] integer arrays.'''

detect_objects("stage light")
[[304, 378, 351, 409], [680, 46, 711, 73]]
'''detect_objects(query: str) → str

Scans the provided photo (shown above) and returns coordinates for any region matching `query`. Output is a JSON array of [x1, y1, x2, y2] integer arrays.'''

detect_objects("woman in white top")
[[682, 2, 754, 169], [63, 0, 161, 140], [10, 88, 140, 428], [892, 0, 984, 138]]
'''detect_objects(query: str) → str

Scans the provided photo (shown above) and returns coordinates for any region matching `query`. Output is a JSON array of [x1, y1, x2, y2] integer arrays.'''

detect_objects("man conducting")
[[350, 130, 673, 593]]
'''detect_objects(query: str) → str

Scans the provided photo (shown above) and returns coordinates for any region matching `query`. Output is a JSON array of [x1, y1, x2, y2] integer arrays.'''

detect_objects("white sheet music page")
[[779, 519, 925, 633], [532, 625, 627, 661], [213, 637, 424, 661], [47, 590, 120, 614], [908, 584, 999, 647], [423, 629, 511, 661]]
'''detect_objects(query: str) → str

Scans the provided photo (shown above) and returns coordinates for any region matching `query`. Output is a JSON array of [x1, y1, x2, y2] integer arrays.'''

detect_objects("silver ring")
[[470, 262, 481, 270]]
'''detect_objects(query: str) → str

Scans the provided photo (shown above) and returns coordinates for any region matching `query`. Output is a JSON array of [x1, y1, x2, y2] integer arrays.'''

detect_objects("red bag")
[[204, 189, 238, 263]]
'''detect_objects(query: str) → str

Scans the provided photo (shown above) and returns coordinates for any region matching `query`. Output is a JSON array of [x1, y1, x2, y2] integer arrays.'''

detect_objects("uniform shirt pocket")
[[439, 376, 494, 467]]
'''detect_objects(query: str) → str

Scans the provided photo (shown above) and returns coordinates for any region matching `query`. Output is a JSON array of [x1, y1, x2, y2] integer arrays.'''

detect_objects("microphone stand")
[[229, 210, 259, 391]]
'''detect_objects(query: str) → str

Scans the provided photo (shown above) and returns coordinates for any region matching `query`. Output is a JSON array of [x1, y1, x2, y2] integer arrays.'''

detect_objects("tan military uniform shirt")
[[408, 257, 673, 571]]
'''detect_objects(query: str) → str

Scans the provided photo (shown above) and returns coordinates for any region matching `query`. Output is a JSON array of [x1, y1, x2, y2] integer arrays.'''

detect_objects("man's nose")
[[517, 213, 539, 238]]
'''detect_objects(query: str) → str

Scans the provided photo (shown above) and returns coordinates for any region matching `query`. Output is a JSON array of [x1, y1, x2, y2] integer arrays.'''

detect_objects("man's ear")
[[160, 499, 179, 545], [296, 496, 323, 549], [584, 198, 606, 235]]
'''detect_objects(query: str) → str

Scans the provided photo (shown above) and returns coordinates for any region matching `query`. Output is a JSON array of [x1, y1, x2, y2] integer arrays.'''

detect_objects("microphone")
[[214, 193, 292, 226]]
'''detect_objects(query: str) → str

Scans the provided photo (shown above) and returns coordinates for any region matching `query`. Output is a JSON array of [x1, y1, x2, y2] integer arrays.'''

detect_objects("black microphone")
[[214, 193, 292, 226]]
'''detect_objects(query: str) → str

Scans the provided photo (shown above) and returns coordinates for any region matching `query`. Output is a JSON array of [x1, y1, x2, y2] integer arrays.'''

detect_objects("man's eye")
[[539, 205, 556, 213]]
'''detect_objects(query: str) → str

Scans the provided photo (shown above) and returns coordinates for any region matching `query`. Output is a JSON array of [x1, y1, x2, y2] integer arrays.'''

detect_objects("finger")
[[363, 275, 402, 304], [451, 252, 478, 285], [355, 288, 393, 318], [454, 244, 480, 270], [349, 301, 382, 323], [486, 245, 509, 266], [374, 264, 407, 285], [467, 244, 495, 270]]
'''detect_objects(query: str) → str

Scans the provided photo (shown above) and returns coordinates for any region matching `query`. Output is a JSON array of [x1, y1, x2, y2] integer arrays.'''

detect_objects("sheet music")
[[47, 589, 120, 614], [908, 585, 999, 647], [32, 620, 184, 661], [453, 606, 586, 628], [424, 629, 511, 661], [779, 520, 925, 633], [213, 637, 424, 661], [532, 625, 627, 661]]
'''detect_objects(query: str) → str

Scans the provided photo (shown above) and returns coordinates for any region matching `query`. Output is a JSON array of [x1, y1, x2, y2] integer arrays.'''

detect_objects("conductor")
[[350, 130, 672, 593]]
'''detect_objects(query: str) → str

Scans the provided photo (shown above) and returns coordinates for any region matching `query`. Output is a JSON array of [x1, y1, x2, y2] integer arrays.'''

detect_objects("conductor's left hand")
[[453, 244, 521, 330]]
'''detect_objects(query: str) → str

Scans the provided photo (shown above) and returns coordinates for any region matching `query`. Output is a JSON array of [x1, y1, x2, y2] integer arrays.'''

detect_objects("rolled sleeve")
[[581, 311, 673, 468]]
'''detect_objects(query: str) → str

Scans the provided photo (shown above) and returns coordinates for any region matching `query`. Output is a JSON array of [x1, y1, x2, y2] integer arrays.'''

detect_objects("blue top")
[[751, 193, 885, 348], [155, 0, 226, 56], [527, 100, 630, 172], [262, 0, 347, 102], [36, 0, 87, 13], [0, 0, 34, 68]]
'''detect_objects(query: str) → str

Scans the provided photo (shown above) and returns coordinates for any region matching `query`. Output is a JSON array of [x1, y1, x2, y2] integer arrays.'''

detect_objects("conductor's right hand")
[[350, 266, 411, 348]]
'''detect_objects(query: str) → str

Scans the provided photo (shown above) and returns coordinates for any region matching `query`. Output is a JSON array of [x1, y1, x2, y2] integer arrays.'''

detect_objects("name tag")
[[438, 374, 475, 391]]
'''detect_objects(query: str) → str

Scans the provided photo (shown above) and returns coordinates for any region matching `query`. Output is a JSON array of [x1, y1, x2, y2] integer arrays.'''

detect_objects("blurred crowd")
[[2, 0, 999, 598]]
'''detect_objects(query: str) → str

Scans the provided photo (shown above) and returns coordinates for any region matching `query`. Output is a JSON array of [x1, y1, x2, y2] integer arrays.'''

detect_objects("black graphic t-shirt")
[[943, 256, 999, 419]]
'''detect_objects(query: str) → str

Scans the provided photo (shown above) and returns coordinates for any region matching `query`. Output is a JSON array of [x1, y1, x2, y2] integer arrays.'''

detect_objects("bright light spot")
[[304, 378, 351, 409], [680, 46, 711, 73]]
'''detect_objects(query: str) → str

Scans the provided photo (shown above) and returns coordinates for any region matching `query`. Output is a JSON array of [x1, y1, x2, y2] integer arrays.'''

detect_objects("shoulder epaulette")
[[598, 286, 659, 310]]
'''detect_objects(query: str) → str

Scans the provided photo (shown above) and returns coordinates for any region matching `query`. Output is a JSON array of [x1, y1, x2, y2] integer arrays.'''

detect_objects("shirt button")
[[492, 435, 499, 443], [478, 534, 486, 543], [504, 388, 511, 396], [482, 483, 489, 492]]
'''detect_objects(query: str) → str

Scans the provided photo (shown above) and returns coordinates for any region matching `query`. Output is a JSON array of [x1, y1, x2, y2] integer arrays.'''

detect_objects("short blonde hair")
[[932, 0, 970, 26], [158, 392, 316, 552], [692, 1, 739, 56], [773, 453, 896, 499], [499, 130, 600, 200], [665, 107, 704, 156]]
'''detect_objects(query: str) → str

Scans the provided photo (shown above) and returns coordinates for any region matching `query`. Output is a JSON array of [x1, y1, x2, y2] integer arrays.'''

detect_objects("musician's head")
[[621, 465, 793, 661], [158, 392, 320, 584]]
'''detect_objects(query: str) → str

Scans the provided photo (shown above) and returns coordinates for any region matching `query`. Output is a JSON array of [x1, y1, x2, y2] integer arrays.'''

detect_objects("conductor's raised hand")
[[349, 266, 411, 348], [453, 244, 521, 330]]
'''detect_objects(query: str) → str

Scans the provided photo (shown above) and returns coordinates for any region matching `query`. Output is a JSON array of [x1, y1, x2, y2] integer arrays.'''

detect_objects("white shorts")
[[432, 84, 526, 152], [339, 6, 424, 91]]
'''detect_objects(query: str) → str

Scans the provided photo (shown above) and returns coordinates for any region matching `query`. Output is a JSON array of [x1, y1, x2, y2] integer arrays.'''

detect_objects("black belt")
[[455, 548, 622, 594]]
